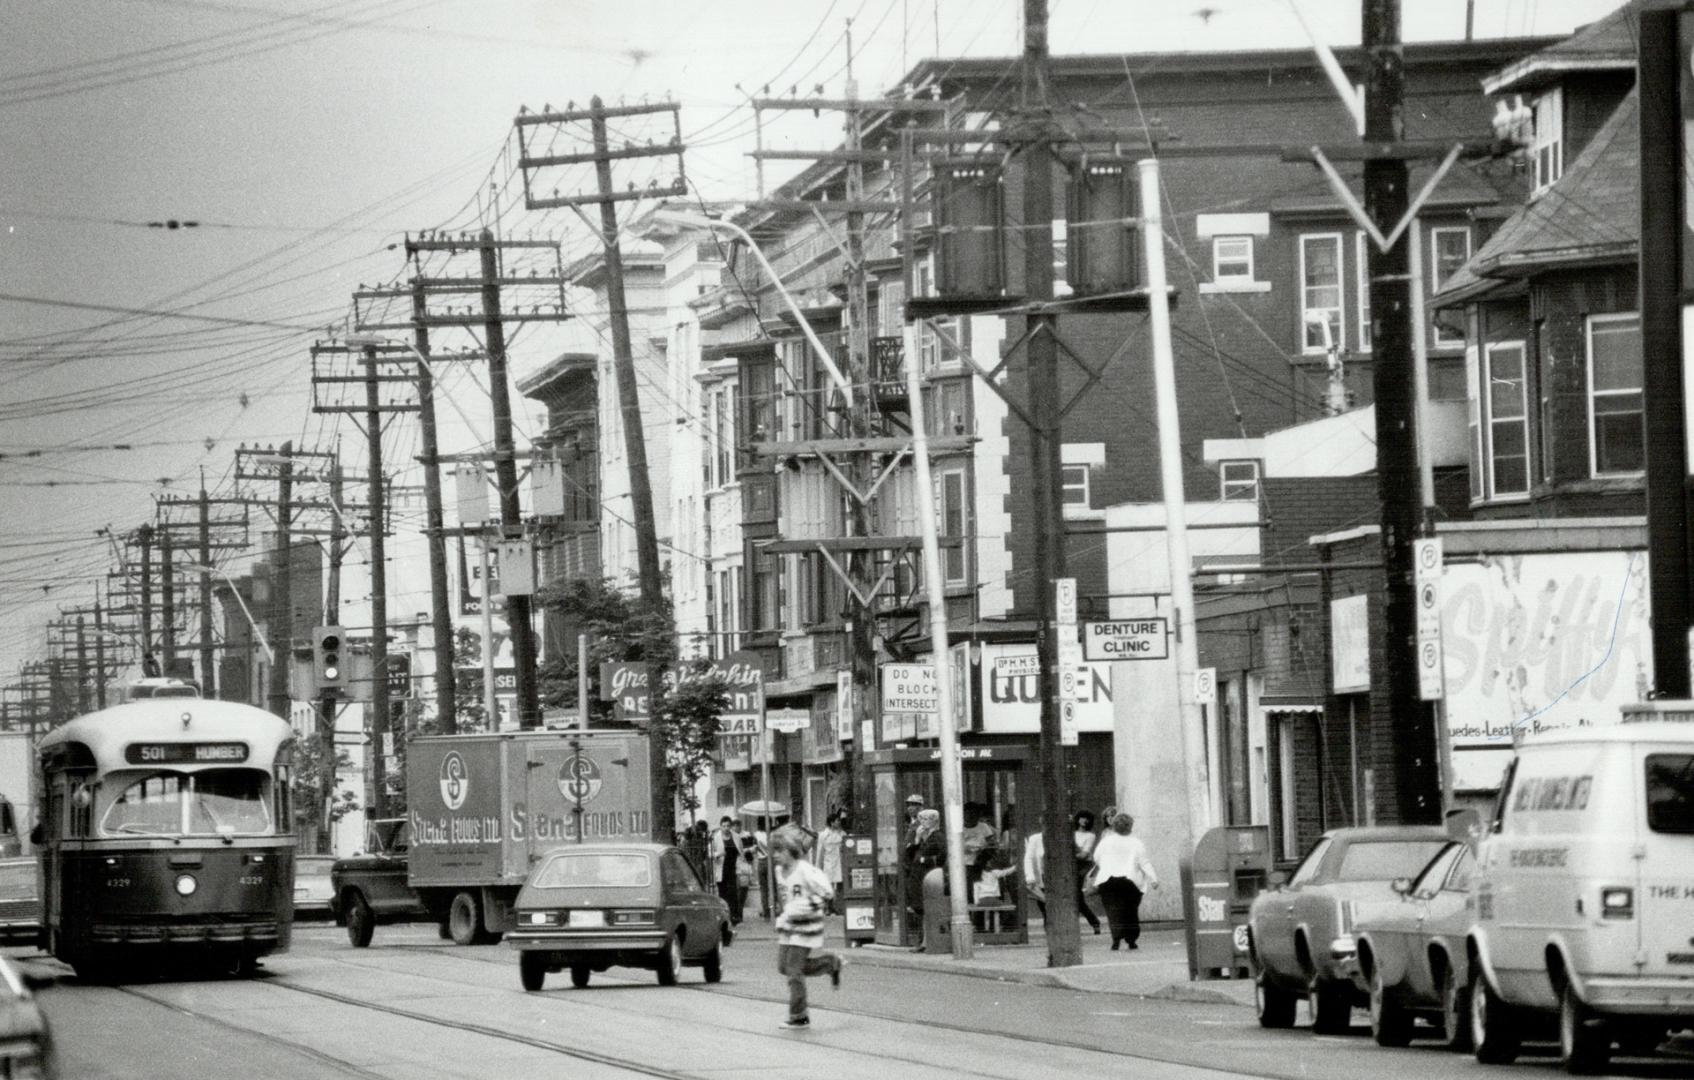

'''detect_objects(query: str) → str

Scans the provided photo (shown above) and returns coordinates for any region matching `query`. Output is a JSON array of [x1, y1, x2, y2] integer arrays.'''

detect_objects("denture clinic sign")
[[600, 651, 766, 727]]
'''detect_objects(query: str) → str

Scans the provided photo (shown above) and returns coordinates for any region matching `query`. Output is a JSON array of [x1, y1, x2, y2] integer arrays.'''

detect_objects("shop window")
[[1299, 233, 1344, 354], [1587, 313, 1644, 476], [1212, 236, 1253, 281], [1219, 460, 1260, 502], [1484, 342, 1530, 498], [1430, 227, 1471, 347], [1532, 88, 1563, 195]]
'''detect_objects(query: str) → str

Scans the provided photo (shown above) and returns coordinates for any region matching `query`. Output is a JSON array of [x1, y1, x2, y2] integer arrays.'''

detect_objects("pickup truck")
[[330, 818, 431, 946]]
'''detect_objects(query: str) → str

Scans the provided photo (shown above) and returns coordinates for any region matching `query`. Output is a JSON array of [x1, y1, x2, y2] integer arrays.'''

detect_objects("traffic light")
[[313, 626, 346, 694]]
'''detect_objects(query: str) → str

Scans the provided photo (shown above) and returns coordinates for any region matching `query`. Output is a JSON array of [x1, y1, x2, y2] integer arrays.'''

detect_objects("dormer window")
[[1531, 88, 1563, 195]]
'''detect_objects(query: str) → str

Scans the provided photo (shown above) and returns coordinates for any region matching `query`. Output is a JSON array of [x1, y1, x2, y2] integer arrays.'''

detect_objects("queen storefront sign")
[[601, 650, 767, 735]]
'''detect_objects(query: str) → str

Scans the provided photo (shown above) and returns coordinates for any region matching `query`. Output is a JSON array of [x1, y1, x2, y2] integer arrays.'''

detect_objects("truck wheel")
[[570, 965, 590, 988], [1470, 968, 1520, 1065], [1439, 964, 1472, 1052], [701, 941, 723, 984], [447, 891, 482, 946], [655, 932, 682, 986], [1369, 966, 1414, 1047], [1559, 984, 1611, 1075], [1308, 978, 1351, 1035], [519, 952, 546, 992], [346, 894, 375, 949], [1255, 969, 1297, 1029]]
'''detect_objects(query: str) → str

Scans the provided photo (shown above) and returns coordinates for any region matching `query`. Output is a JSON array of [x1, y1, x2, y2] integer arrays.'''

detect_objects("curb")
[[843, 946, 1252, 1006]]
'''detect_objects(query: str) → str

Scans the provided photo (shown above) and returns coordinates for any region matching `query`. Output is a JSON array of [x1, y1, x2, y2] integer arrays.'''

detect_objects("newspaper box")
[[1179, 824, 1271, 979]]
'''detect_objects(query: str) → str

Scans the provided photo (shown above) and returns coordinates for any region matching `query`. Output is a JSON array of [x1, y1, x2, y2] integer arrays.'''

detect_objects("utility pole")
[[1021, 0, 1083, 969], [477, 230, 541, 730], [1362, 0, 1441, 823], [137, 523, 154, 665], [321, 455, 346, 851], [1638, 6, 1692, 698], [413, 277, 458, 733], [93, 593, 108, 709], [267, 441, 295, 720], [362, 347, 393, 819], [515, 98, 687, 837], [159, 523, 176, 670], [75, 616, 90, 715], [198, 484, 216, 698]]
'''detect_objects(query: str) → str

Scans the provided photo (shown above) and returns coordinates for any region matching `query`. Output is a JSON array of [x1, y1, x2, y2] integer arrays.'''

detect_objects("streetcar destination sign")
[[124, 742, 249, 765], [1081, 619, 1169, 661]]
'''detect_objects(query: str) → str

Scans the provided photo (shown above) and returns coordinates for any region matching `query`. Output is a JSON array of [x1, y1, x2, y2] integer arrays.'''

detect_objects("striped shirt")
[[775, 860, 833, 949]]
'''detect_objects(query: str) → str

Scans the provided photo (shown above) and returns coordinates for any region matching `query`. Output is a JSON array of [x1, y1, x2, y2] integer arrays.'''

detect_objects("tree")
[[651, 659, 729, 824], [293, 733, 358, 851]]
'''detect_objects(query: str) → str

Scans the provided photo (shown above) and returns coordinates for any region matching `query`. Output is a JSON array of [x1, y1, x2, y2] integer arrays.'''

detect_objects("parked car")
[[1350, 839, 1478, 1049], [0, 955, 56, 1078], [0, 856, 40, 945], [293, 856, 337, 920], [506, 843, 731, 991], [331, 818, 430, 946], [1466, 721, 1694, 1074], [1249, 825, 1449, 1033]]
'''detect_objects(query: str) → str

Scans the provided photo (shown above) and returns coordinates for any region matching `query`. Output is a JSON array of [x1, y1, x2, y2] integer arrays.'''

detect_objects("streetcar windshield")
[[100, 768, 273, 836]]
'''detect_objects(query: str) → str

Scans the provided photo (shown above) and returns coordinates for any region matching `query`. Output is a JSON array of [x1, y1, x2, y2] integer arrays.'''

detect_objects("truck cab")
[[1466, 720, 1694, 1072], [330, 818, 427, 945]]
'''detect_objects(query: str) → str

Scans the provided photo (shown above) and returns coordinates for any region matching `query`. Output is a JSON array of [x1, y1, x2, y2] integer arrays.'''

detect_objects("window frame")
[[1585, 312, 1645, 479], [1483, 340, 1531, 501], [1429, 227, 1472, 348], [1060, 463, 1090, 509], [1219, 459, 1261, 502], [1299, 233, 1345, 355], [1212, 235, 1254, 282], [1355, 231, 1372, 353], [937, 466, 969, 587], [1531, 88, 1564, 195]]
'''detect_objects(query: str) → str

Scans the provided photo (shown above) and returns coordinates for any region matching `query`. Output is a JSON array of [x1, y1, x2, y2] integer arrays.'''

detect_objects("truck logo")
[[439, 751, 469, 810], [558, 753, 603, 806]]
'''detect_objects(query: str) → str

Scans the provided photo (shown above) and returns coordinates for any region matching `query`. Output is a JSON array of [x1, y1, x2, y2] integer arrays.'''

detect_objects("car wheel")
[[346, 893, 375, 949], [570, 964, 590, 988], [1254, 968, 1297, 1029], [1559, 983, 1611, 1075], [1369, 965, 1414, 1047], [1470, 967, 1520, 1065], [519, 952, 546, 992], [1308, 978, 1351, 1035], [447, 891, 482, 946], [702, 940, 723, 984], [655, 932, 682, 986], [1439, 963, 1472, 1052]]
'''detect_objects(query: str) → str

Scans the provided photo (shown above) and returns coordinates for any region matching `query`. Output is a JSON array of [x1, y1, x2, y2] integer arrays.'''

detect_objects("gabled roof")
[[1483, 2, 1637, 95], [1432, 89, 1636, 309]]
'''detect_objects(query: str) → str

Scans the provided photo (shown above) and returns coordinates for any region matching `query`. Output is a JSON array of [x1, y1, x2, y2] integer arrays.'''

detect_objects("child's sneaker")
[[830, 956, 843, 989], [782, 1017, 811, 1029]]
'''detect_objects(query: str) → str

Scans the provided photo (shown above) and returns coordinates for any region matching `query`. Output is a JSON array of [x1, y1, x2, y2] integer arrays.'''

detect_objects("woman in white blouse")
[[1090, 813, 1159, 950]]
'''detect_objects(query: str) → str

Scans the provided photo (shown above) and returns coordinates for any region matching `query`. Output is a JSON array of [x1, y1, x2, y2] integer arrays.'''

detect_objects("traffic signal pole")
[[362, 347, 392, 818], [266, 443, 294, 719]]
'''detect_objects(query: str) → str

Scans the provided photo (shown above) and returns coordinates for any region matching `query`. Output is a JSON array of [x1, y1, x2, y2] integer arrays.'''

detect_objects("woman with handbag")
[[1073, 810, 1102, 935]]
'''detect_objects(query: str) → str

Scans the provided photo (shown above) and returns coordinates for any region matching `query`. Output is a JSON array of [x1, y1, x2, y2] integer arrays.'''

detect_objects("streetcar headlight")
[[175, 873, 198, 897]]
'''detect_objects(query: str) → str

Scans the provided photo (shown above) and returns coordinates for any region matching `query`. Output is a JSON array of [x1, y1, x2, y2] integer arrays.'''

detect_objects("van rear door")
[[1638, 749, 1694, 979]]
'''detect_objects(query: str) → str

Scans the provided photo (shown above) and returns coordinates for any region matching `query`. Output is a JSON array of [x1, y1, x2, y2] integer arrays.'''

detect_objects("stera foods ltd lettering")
[[509, 803, 650, 840], [410, 810, 501, 845]]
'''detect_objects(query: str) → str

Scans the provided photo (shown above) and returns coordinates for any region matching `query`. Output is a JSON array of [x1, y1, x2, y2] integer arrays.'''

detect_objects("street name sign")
[[1081, 618, 1169, 661], [767, 708, 810, 734]]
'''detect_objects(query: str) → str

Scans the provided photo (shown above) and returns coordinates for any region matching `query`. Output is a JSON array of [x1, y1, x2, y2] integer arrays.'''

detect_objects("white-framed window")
[[1061, 443, 1104, 518], [1219, 460, 1260, 502], [1299, 233, 1344, 354], [1532, 88, 1563, 195], [1355, 231, 1372, 353], [1586, 313, 1644, 477], [1212, 236, 1253, 281], [914, 259, 961, 373], [700, 382, 736, 490], [1430, 227, 1472, 347], [1061, 464, 1090, 507], [937, 467, 968, 586], [1466, 345, 1484, 501], [1484, 342, 1530, 499]]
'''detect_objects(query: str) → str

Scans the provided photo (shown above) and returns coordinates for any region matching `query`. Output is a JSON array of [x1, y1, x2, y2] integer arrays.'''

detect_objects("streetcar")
[[35, 685, 296, 981]]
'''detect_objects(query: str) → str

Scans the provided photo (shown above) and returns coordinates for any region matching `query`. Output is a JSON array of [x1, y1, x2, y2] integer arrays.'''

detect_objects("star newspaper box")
[[1179, 824, 1271, 980]]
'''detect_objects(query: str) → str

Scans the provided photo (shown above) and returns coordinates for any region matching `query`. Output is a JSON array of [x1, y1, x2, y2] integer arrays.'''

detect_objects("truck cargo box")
[[406, 731, 651, 889]]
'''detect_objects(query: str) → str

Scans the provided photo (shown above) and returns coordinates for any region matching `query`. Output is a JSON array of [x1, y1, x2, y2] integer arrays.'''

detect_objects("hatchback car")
[[1249, 826, 1449, 1033], [507, 843, 731, 991]]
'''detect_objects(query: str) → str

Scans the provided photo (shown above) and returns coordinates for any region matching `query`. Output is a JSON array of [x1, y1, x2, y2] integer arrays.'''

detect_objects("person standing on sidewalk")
[[815, 811, 845, 915], [772, 830, 842, 1029], [1021, 825, 1045, 918], [1091, 812, 1159, 950], [711, 816, 744, 925], [1072, 810, 1102, 935]]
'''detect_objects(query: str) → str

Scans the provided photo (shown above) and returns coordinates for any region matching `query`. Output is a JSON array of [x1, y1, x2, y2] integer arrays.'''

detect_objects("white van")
[[1466, 718, 1693, 1073]]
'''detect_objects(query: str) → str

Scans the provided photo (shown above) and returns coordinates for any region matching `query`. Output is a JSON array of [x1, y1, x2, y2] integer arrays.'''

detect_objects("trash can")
[[920, 867, 951, 953], [1180, 824, 1271, 980]]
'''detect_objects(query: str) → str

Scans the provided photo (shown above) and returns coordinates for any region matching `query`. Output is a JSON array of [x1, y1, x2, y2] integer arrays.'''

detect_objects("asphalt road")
[[19, 925, 1694, 1080]]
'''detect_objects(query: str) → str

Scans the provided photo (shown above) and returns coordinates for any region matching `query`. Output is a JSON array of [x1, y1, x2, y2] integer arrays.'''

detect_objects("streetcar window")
[[102, 774, 187, 836], [99, 769, 272, 836]]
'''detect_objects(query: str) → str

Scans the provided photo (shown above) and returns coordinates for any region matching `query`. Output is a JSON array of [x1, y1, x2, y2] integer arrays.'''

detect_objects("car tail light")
[[1600, 887, 1634, 920], [611, 909, 656, 926], [523, 910, 562, 927]]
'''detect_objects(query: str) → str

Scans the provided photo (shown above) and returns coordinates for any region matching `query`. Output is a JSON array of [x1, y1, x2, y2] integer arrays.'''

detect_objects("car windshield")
[[1334, 840, 1448, 882], [533, 852, 652, 889], [100, 768, 272, 837], [1646, 754, 1694, 835]]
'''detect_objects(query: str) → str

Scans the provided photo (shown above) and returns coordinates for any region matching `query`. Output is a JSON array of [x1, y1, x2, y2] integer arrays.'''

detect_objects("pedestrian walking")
[[753, 817, 774, 918], [772, 830, 841, 1029], [710, 816, 744, 925], [1073, 810, 1102, 934], [1021, 826, 1045, 918], [815, 811, 845, 915], [1090, 812, 1159, 950]]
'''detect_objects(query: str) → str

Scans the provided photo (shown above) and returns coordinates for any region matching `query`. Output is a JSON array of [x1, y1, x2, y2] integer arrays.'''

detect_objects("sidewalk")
[[732, 917, 1256, 1006]]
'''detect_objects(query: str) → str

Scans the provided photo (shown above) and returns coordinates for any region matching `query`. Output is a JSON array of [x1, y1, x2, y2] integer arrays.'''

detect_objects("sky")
[[0, 0, 1629, 682]]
